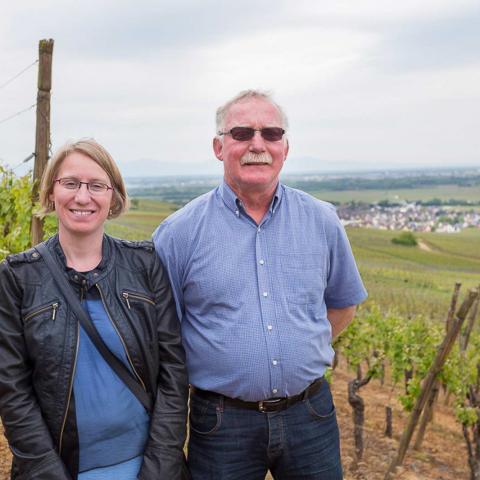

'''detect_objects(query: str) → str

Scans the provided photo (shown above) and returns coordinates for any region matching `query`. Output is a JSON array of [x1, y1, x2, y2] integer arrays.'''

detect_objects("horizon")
[[1, 1, 479, 176], [122, 164, 480, 180], [4, 159, 480, 180]]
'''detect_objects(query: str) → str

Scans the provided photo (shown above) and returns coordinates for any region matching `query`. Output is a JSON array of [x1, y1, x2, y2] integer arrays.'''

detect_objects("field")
[[0, 197, 479, 479], [105, 199, 178, 240], [312, 184, 480, 205], [348, 227, 480, 318], [106, 198, 480, 320], [81, 195, 480, 480]]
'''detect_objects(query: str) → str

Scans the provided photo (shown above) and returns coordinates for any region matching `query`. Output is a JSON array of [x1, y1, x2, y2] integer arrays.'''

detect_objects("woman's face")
[[49, 151, 114, 240]]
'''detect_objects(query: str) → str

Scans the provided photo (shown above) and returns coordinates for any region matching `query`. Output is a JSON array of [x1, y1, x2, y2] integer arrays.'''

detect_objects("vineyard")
[[1, 166, 480, 479], [0, 166, 56, 256]]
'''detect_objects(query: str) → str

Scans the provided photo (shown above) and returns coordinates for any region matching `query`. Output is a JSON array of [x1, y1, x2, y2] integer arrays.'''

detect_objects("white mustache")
[[240, 152, 273, 165]]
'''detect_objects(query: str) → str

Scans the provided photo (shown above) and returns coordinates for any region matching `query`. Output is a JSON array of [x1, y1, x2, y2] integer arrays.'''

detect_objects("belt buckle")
[[258, 398, 283, 413]]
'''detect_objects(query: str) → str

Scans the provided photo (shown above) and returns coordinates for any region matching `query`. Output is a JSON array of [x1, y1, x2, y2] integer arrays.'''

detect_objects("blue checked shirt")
[[153, 181, 367, 401]]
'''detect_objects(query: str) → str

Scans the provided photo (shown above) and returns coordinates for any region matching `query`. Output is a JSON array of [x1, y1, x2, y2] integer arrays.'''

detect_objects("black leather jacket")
[[0, 235, 189, 479]]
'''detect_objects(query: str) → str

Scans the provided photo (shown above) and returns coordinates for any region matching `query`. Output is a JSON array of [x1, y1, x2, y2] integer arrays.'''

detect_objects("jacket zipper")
[[24, 302, 59, 322], [97, 285, 147, 392], [122, 291, 155, 310], [58, 322, 79, 455]]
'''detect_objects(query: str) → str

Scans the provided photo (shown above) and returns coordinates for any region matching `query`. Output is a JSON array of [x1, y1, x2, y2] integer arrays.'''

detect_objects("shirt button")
[[272, 388, 278, 394], [235, 210, 239, 216], [259, 259, 265, 265], [262, 292, 268, 297], [257, 228, 261, 233], [272, 360, 278, 366], [267, 325, 273, 331]]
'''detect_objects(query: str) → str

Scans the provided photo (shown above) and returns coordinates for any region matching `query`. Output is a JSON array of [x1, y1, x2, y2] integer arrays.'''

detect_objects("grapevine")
[[0, 164, 56, 260]]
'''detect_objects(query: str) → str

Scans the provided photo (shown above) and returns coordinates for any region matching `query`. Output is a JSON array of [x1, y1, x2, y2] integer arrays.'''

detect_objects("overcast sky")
[[1, 0, 479, 177]]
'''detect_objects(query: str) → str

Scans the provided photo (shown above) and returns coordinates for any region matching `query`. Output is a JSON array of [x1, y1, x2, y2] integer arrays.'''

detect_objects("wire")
[[0, 60, 38, 90], [0, 103, 36, 126], [12, 153, 35, 171]]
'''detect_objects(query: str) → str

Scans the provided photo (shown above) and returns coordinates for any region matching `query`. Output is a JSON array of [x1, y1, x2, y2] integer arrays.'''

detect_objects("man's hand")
[[327, 305, 357, 338]]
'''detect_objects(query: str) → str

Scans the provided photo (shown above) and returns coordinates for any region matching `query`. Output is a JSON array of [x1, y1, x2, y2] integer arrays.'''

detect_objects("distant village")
[[338, 202, 480, 233], [125, 170, 480, 234]]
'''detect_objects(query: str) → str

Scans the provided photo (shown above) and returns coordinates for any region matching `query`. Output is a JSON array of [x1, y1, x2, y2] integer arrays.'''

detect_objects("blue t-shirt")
[[78, 456, 143, 480], [73, 288, 149, 475], [153, 181, 367, 401]]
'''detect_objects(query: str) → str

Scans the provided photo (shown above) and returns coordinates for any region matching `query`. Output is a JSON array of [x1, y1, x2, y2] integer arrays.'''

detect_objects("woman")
[[0, 139, 189, 479]]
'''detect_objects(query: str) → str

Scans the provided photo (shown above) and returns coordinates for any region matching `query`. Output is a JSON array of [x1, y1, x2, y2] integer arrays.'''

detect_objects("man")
[[153, 90, 367, 480]]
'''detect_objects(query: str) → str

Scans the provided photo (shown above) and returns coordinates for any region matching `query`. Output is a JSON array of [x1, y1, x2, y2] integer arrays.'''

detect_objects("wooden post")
[[460, 289, 480, 351], [413, 383, 438, 450], [31, 39, 54, 246], [414, 282, 462, 450], [446, 282, 462, 332], [385, 406, 393, 438], [384, 289, 479, 480]]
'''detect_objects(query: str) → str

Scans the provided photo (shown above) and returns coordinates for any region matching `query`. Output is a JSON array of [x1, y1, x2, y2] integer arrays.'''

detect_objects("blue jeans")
[[188, 379, 343, 480]]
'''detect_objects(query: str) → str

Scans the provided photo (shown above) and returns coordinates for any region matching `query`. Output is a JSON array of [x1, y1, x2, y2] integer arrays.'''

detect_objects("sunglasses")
[[218, 127, 285, 142]]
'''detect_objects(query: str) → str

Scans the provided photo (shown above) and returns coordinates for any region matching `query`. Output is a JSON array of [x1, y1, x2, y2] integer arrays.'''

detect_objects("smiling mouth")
[[71, 210, 95, 216]]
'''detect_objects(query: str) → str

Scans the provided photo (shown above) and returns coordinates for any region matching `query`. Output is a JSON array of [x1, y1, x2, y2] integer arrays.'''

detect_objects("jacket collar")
[[46, 234, 114, 289]]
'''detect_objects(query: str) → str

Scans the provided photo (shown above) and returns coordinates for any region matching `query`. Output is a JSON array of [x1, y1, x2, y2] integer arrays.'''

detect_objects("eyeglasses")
[[218, 127, 285, 142], [54, 178, 114, 194]]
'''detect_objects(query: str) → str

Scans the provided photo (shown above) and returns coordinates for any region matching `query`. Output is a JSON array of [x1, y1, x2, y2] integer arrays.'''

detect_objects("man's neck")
[[226, 180, 278, 225]]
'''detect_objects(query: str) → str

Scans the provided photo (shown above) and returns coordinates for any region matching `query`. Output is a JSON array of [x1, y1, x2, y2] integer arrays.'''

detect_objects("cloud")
[[375, 8, 480, 73], [1, 1, 479, 175], [2, 0, 297, 60], [195, 26, 378, 98]]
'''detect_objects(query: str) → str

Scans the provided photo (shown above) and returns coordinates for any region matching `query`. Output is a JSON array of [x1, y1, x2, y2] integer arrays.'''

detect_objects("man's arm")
[[323, 207, 367, 339], [327, 305, 357, 339]]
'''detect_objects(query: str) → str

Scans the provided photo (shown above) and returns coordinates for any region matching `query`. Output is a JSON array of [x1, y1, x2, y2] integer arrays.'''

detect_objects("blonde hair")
[[38, 138, 129, 218]]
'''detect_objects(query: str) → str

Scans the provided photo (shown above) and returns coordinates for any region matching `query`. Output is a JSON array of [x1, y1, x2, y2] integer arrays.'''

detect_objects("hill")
[[103, 198, 480, 478], [349, 227, 480, 318], [106, 198, 480, 319], [0, 198, 477, 478]]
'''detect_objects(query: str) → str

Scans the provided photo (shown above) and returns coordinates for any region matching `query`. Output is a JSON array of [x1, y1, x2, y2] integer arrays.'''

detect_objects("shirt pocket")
[[280, 253, 327, 307]]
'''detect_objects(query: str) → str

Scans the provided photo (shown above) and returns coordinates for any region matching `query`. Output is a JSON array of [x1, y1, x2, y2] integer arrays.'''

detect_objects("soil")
[[0, 360, 470, 479], [330, 365, 469, 480]]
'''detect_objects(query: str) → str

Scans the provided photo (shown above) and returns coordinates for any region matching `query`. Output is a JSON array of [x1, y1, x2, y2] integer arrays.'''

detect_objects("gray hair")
[[215, 89, 289, 134]]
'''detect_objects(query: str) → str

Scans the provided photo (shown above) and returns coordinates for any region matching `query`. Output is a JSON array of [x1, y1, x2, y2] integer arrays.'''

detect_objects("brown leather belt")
[[190, 377, 324, 413]]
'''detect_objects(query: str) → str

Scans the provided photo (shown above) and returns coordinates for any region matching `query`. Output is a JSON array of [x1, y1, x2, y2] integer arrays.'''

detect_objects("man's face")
[[213, 98, 289, 195]]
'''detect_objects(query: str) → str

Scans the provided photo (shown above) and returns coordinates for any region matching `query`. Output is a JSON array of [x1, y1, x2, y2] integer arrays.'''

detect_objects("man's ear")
[[284, 138, 290, 160], [213, 137, 223, 161]]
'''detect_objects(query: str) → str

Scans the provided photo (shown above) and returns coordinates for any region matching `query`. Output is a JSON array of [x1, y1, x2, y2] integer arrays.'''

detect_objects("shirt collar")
[[219, 180, 284, 216]]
